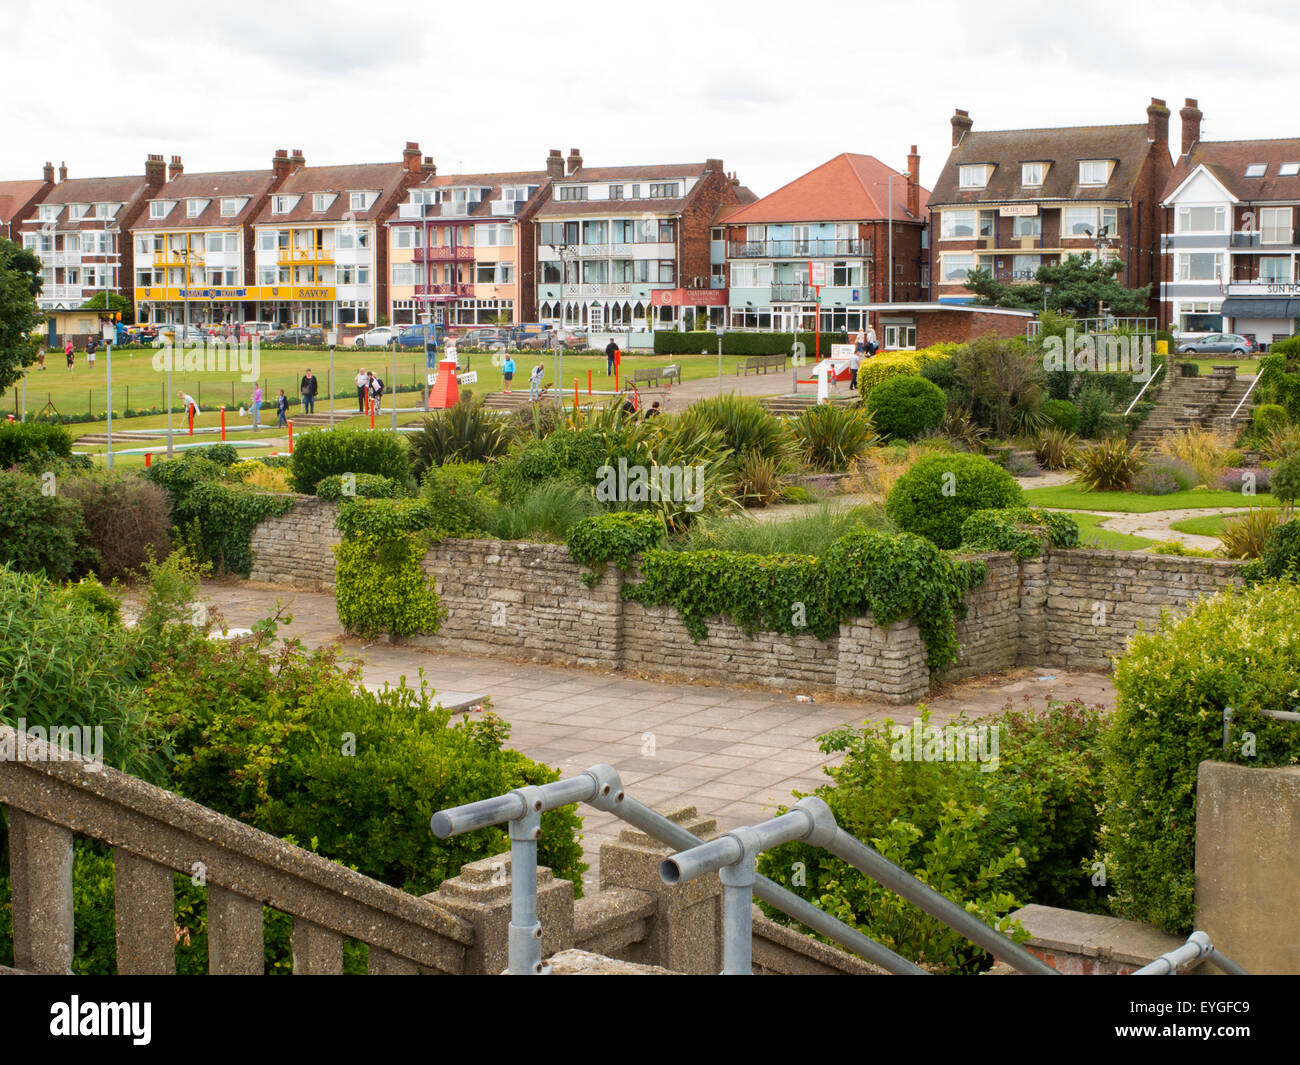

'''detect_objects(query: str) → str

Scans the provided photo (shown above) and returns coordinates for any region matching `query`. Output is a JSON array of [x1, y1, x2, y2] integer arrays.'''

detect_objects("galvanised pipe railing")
[[1131, 931, 1249, 975], [433, 764, 926, 975], [662, 796, 1059, 976], [1222, 705, 1300, 748]]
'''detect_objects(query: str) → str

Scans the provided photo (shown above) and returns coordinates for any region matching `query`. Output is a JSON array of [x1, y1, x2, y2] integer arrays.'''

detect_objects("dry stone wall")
[[245, 504, 1251, 700]]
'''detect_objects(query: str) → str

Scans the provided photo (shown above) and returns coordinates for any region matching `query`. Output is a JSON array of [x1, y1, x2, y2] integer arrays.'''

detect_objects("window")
[[1179, 301, 1222, 332], [1078, 160, 1109, 185], [1012, 214, 1042, 237], [1260, 257, 1291, 282], [940, 210, 976, 239], [583, 220, 608, 245], [658, 260, 675, 284], [1063, 206, 1118, 237], [338, 265, 369, 285], [258, 267, 276, 285], [1176, 205, 1228, 233], [349, 192, 366, 211], [39, 205, 58, 221], [979, 211, 996, 238], [831, 261, 862, 287], [1011, 254, 1041, 280], [958, 165, 989, 189], [884, 324, 917, 349], [220, 199, 239, 217], [65, 234, 81, 253], [69, 204, 87, 221], [96, 203, 115, 219], [609, 185, 624, 199], [730, 262, 773, 288], [630, 184, 640, 198], [313, 193, 328, 212], [273, 196, 291, 214], [540, 260, 562, 284], [710, 227, 724, 241], [1021, 162, 1045, 187], [149, 202, 166, 219], [474, 223, 514, 247], [611, 219, 635, 244], [941, 253, 976, 282], [186, 199, 203, 218], [649, 183, 679, 199], [581, 260, 608, 284], [257, 230, 276, 251], [392, 226, 422, 249], [658, 220, 676, 243], [557, 186, 588, 201], [1260, 206, 1292, 244], [1245, 164, 1267, 178], [1280, 163, 1300, 177], [1177, 252, 1223, 281]]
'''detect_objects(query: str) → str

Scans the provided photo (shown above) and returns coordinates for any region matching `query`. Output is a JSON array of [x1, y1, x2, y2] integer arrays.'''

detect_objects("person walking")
[[605, 339, 618, 377], [502, 354, 516, 394], [249, 384, 263, 430], [854, 329, 866, 355], [276, 388, 288, 428], [65, 339, 74, 370], [300, 368, 318, 414], [849, 346, 862, 392], [354, 368, 368, 413], [179, 389, 199, 433], [865, 325, 878, 356], [37, 348, 46, 371], [529, 362, 545, 401], [86, 336, 97, 370]]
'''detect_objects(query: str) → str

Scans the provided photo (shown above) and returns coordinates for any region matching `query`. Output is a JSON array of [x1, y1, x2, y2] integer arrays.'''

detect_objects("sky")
[[6, 0, 1299, 198]]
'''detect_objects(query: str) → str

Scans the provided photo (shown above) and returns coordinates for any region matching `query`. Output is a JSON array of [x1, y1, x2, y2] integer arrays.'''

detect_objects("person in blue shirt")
[[502, 355, 516, 393]]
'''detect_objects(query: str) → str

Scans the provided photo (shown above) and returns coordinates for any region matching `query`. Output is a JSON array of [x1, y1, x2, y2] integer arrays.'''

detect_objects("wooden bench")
[[633, 364, 682, 388], [736, 353, 788, 376]]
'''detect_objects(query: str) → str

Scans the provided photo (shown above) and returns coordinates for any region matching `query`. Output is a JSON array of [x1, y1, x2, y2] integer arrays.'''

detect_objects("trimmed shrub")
[[856, 353, 921, 396], [566, 511, 666, 576], [864, 375, 946, 440], [885, 453, 1023, 549], [1074, 382, 1111, 438], [1042, 398, 1079, 433], [0, 422, 73, 468], [420, 462, 493, 536], [291, 427, 410, 494], [1253, 403, 1289, 431], [1253, 518, 1300, 579], [0, 470, 94, 579], [1099, 582, 1300, 932], [199, 443, 239, 467], [60, 473, 172, 582], [315, 472, 405, 502], [1271, 453, 1300, 509], [959, 506, 1079, 560]]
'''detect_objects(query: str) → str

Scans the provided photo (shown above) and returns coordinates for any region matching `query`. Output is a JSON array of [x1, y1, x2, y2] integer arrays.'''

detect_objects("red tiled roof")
[[39, 174, 149, 205], [0, 179, 47, 223], [565, 162, 706, 182], [1164, 138, 1300, 202], [724, 155, 928, 224], [135, 169, 278, 230]]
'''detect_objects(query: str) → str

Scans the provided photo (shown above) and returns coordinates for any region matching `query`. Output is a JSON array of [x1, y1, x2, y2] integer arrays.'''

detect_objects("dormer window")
[[1021, 163, 1046, 187], [273, 196, 293, 214], [68, 204, 87, 220], [558, 185, 588, 201], [39, 205, 60, 221], [609, 185, 624, 199], [220, 198, 241, 217], [313, 193, 330, 212], [96, 203, 116, 219], [149, 201, 168, 219], [1280, 163, 1300, 177], [187, 199, 204, 218], [649, 182, 679, 199], [1078, 160, 1110, 185], [1245, 163, 1267, 178], [959, 165, 991, 189], [349, 192, 366, 211]]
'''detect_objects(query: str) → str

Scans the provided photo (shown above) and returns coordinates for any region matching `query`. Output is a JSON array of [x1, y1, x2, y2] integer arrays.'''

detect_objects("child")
[[65, 340, 74, 370], [276, 389, 288, 428]]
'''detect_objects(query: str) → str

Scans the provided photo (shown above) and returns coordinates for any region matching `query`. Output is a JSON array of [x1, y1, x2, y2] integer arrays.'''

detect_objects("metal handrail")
[[1230, 370, 1263, 421], [1222, 705, 1300, 748], [433, 764, 1039, 975], [662, 796, 1057, 976], [1123, 359, 1164, 417], [1132, 931, 1249, 975]]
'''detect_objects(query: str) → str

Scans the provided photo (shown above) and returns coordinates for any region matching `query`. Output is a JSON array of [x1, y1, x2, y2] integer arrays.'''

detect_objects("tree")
[[965, 253, 1151, 317], [77, 291, 134, 322], [0, 237, 44, 394]]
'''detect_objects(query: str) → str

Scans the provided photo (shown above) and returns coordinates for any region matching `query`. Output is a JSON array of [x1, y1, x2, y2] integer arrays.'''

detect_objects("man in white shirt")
[[178, 390, 199, 434], [355, 369, 369, 413]]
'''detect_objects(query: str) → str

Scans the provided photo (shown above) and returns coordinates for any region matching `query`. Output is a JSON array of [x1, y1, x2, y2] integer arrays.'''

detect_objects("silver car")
[[1177, 333, 1258, 355]]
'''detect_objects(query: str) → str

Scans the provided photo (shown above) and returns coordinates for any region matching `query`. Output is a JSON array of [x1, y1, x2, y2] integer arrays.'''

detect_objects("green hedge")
[[290, 427, 411, 494], [315, 472, 405, 502], [652, 331, 847, 356], [0, 470, 95, 579], [886, 453, 1024, 549], [0, 422, 73, 467], [959, 507, 1080, 560], [1098, 581, 1300, 933], [864, 375, 946, 440], [566, 511, 666, 580]]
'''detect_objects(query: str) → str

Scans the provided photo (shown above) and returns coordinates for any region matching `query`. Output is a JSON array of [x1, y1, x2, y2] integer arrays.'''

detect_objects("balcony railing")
[[728, 238, 872, 259], [278, 247, 334, 265], [413, 246, 474, 263], [154, 250, 203, 267], [562, 282, 635, 298], [414, 282, 473, 299], [1229, 231, 1295, 249], [490, 199, 521, 217], [570, 243, 637, 258], [770, 283, 813, 301]]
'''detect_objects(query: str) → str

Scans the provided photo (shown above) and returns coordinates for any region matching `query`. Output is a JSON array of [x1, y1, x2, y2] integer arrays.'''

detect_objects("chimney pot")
[[546, 149, 564, 179], [1147, 97, 1171, 146], [951, 109, 973, 148], [566, 148, 584, 175], [43, 161, 54, 183], [167, 156, 183, 181], [58, 162, 67, 183], [1179, 98, 1203, 158]]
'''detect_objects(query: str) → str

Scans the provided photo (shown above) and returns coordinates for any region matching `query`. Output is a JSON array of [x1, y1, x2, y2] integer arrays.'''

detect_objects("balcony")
[[490, 199, 521, 217], [398, 203, 437, 220], [278, 247, 334, 266], [562, 282, 635, 298], [728, 238, 872, 259], [154, 250, 202, 267], [414, 246, 474, 263], [414, 283, 474, 300], [1228, 231, 1296, 249], [770, 283, 813, 301]]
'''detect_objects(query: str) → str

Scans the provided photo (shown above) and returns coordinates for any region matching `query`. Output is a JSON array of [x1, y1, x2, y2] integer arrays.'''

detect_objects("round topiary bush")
[[290, 427, 411, 494], [1252, 403, 1289, 430], [1042, 398, 1079, 433], [863, 375, 946, 440], [885, 452, 1024, 548], [315, 472, 405, 502], [856, 353, 921, 396]]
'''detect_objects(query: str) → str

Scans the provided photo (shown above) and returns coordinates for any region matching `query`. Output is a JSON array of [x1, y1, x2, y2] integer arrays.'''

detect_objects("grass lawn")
[[2, 346, 756, 424], [1180, 357, 1260, 376], [1063, 511, 1155, 551], [1024, 485, 1279, 512], [1166, 511, 1269, 536]]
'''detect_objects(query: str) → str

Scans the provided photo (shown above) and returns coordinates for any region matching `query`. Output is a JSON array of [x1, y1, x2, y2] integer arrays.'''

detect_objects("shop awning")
[[1220, 296, 1300, 318]]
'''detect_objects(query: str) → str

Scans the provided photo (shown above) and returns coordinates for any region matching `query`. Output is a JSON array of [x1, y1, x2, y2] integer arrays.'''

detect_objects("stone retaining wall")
[[245, 502, 1250, 700]]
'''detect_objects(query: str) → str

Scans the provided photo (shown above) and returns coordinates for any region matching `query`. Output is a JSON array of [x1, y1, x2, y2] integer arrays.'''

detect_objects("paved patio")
[[204, 580, 1114, 889]]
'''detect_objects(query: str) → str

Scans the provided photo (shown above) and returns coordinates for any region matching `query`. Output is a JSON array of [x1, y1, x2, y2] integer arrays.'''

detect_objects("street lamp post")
[[104, 228, 115, 470]]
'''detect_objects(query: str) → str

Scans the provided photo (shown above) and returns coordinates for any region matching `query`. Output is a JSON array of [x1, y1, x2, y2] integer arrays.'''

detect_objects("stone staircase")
[[1129, 365, 1256, 447]]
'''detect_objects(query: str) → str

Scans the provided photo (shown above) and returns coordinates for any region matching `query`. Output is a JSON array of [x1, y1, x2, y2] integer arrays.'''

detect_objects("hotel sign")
[[1228, 282, 1300, 296], [652, 288, 727, 307], [998, 204, 1039, 217]]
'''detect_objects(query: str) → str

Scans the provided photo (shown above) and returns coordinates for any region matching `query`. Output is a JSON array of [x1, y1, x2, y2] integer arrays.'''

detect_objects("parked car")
[[460, 327, 510, 351], [397, 323, 447, 348], [240, 321, 276, 338], [353, 326, 399, 348], [267, 327, 326, 346], [1177, 333, 1258, 355], [156, 324, 212, 342], [559, 329, 589, 350], [515, 331, 555, 351], [125, 324, 158, 343]]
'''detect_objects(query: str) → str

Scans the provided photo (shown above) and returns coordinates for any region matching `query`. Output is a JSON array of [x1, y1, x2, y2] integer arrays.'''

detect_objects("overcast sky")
[[7, 0, 1297, 199]]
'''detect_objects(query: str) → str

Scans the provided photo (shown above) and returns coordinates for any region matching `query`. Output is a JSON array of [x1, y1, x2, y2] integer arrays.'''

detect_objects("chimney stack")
[[423, 155, 436, 176], [705, 157, 723, 173], [951, 109, 972, 147], [58, 162, 68, 183], [1146, 97, 1170, 146], [567, 148, 583, 175], [288, 148, 306, 170], [906, 145, 920, 218], [402, 141, 422, 173], [168, 155, 183, 181], [546, 149, 564, 179], [272, 148, 292, 181], [1180, 98, 1203, 158], [43, 161, 54, 184], [145, 153, 166, 188]]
